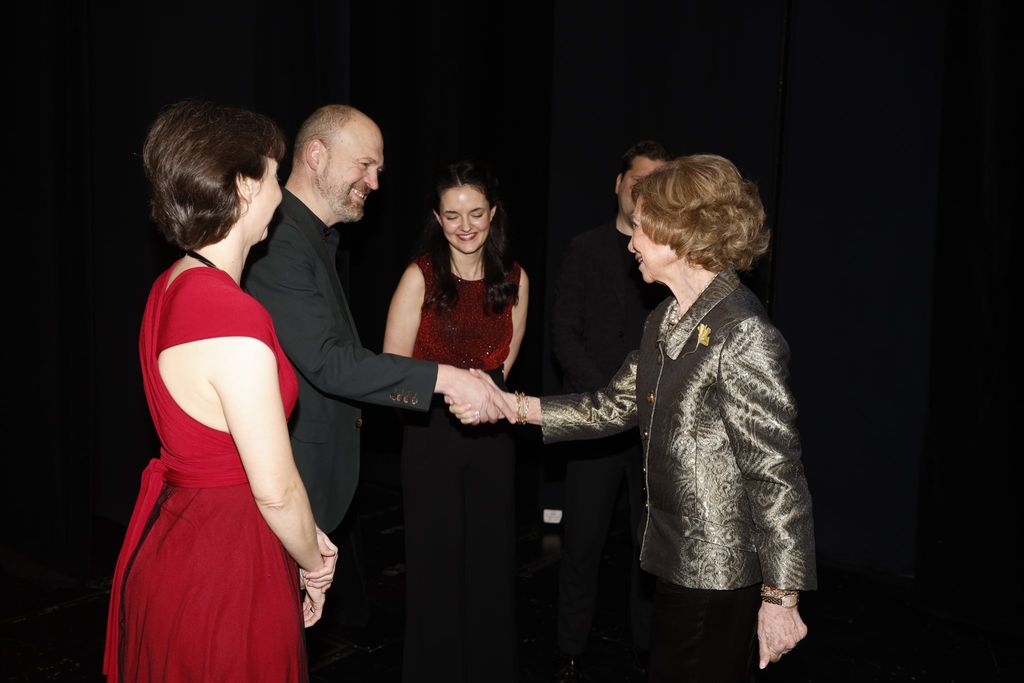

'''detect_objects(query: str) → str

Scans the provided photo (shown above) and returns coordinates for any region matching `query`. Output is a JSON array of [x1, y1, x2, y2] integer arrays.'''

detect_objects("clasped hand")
[[444, 368, 516, 425], [298, 526, 339, 627]]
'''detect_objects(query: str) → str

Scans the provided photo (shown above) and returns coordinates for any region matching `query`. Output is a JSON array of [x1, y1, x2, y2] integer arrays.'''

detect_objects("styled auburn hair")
[[142, 99, 285, 250], [632, 154, 768, 272]]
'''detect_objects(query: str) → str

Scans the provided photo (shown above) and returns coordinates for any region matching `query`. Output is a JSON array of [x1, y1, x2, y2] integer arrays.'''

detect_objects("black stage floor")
[[1, 451, 1016, 682]]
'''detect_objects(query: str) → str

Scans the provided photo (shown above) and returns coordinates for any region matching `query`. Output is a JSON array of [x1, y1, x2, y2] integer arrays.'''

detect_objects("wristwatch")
[[760, 585, 799, 607]]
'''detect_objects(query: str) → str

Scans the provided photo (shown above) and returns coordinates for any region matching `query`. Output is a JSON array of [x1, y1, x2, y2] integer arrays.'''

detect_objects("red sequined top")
[[411, 253, 521, 371]]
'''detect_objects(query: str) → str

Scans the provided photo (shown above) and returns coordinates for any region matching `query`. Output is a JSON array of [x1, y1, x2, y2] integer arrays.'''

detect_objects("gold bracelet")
[[514, 391, 529, 425], [760, 584, 799, 607]]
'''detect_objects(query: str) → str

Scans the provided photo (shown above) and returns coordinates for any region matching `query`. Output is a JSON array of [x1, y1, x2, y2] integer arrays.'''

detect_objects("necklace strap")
[[185, 250, 217, 269]]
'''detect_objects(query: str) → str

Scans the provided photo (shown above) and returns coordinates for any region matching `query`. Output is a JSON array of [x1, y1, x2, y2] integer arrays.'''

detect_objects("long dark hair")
[[419, 160, 518, 314]]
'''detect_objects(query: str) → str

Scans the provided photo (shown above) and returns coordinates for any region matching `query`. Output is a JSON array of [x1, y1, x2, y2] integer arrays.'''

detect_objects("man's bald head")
[[286, 105, 384, 227]]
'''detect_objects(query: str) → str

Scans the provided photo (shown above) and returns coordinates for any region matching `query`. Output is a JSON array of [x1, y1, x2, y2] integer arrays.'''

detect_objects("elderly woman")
[[484, 154, 815, 682]]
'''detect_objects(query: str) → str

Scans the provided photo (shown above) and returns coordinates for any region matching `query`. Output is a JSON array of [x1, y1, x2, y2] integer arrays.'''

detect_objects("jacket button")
[[646, 391, 654, 404], [355, 418, 363, 429], [641, 429, 649, 440]]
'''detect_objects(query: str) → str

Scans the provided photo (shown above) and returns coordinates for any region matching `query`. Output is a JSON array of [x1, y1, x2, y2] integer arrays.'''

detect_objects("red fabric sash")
[[102, 458, 249, 679], [101, 456, 249, 679], [103, 458, 166, 680]]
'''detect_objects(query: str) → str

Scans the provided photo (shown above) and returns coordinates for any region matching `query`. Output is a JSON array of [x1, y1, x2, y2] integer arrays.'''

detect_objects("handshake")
[[436, 366, 537, 426]]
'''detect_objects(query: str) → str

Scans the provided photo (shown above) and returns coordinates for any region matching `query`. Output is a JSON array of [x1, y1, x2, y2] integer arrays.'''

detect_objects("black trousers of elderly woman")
[[400, 393, 517, 683], [648, 580, 761, 683]]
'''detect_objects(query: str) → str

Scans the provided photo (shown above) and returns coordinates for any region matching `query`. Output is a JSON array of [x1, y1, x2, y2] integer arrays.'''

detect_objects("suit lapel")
[[281, 191, 362, 344]]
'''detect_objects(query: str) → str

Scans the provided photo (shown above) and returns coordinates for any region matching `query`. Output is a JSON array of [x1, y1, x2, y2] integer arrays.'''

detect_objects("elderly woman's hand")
[[757, 602, 808, 668], [448, 397, 481, 425]]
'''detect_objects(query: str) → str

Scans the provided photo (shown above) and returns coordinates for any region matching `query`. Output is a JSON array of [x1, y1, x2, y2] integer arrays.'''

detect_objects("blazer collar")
[[279, 190, 356, 329], [281, 191, 335, 266], [659, 269, 740, 360]]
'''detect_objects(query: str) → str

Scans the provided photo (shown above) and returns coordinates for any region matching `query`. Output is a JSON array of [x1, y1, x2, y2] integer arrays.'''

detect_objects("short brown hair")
[[620, 140, 672, 175], [633, 154, 768, 272], [143, 99, 285, 250]]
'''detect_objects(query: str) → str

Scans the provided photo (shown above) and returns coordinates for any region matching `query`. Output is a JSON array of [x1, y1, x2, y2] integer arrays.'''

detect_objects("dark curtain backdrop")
[[344, 1, 554, 485], [770, 1, 947, 578], [916, 0, 1020, 631], [13, 0, 354, 576], [7, 0, 1019, 630]]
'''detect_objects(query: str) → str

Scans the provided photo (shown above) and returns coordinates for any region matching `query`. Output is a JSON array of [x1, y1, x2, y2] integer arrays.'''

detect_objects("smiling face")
[[314, 115, 384, 224], [433, 185, 496, 257], [628, 197, 680, 285]]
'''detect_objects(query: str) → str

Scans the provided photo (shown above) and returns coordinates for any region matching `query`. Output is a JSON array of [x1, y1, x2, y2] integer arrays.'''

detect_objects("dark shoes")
[[554, 655, 590, 682], [554, 650, 646, 682]]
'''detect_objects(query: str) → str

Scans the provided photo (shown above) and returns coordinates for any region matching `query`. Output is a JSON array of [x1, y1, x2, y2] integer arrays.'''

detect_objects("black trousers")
[[557, 436, 652, 655], [400, 399, 517, 683], [648, 580, 760, 683], [320, 504, 369, 628]]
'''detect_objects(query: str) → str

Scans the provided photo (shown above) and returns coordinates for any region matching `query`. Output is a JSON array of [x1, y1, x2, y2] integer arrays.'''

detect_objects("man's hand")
[[757, 602, 808, 669], [437, 366, 516, 424], [448, 381, 516, 425]]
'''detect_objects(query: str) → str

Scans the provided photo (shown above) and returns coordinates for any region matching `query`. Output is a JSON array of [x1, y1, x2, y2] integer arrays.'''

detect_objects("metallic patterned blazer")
[[542, 269, 816, 591]]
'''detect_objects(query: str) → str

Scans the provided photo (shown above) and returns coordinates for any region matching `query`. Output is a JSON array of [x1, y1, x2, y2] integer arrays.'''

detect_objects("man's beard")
[[316, 175, 364, 223]]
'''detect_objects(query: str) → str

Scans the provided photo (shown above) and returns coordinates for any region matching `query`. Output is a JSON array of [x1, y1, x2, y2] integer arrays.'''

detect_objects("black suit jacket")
[[552, 221, 661, 393], [244, 190, 437, 532]]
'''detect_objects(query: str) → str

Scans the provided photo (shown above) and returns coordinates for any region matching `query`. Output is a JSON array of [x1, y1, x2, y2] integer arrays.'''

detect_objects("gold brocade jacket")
[[542, 270, 816, 591]]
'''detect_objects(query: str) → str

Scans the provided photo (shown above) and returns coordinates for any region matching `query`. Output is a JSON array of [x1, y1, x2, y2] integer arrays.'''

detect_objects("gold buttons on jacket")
[[646, 391, 654, 404]]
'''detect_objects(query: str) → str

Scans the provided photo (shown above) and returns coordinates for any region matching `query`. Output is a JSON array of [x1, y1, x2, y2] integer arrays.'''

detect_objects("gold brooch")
[[696, 323, 711, 347]]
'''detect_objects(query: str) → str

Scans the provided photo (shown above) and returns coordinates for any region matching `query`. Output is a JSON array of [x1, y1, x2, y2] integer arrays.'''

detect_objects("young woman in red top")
[[384, 160, 529, 682]]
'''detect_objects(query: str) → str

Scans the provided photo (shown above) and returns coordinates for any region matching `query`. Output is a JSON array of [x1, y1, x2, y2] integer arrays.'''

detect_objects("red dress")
[[103, 266, 305, 682]]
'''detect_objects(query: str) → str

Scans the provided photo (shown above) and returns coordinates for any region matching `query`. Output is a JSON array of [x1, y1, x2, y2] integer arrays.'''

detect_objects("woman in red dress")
[[103, 100, 337, 682], [383, 160, 529, 682]]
